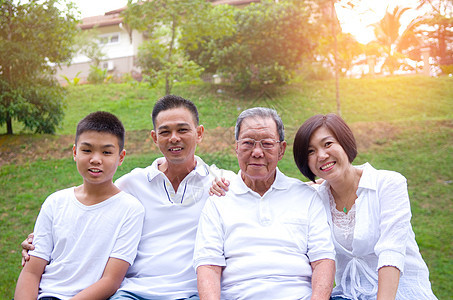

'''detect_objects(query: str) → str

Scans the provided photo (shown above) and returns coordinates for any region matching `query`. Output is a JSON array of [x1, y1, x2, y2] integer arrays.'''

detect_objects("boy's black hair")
[[151, 95, 199, 128], [75, 111, 125, 152]]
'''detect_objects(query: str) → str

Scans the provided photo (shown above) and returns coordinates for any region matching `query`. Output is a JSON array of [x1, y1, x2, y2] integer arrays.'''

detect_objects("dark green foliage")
[[123, 0, 223, 94], [87, 65, 112, 85], [0, 0, 78, 134], [189, 1, 314, 90]]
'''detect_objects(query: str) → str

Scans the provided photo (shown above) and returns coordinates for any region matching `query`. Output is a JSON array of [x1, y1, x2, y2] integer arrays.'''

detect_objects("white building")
[[55, 1, 260, 85], [55, 7, 143, 84]]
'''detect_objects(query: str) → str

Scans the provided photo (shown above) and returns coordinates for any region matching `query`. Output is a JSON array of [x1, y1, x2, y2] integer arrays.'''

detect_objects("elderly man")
[[193, 107, 335, 300]]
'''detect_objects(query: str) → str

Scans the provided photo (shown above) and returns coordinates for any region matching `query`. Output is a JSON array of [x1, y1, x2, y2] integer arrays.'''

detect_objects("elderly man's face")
[[236, 116, 286, 187]]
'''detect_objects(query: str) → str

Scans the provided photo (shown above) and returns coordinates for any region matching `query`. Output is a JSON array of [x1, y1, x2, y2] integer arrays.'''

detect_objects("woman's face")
[[307, 126, 350, 182]]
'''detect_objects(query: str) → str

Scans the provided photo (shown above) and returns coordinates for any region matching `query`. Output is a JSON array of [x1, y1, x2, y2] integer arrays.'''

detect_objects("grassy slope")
[[2, 76, 452, 135], [0, 76, 452, 298]]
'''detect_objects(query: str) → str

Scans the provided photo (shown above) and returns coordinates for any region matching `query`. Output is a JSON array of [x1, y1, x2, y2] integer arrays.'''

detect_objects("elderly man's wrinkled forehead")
[[239, 116, 278, 135], [235, 107, 285, 141]]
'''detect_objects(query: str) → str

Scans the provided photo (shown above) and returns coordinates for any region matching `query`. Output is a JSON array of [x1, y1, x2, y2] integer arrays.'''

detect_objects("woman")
[[292, 114, 437, 300]]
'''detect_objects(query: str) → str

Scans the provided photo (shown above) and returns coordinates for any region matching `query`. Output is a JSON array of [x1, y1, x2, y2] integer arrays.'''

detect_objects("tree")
[[413, 0, 453, 67], [70, 28, 111, 84], [316, 32, 363, 77], [308, 0, 361, 115], [196, 0, 315, 90], [123, 0, 234, 95], [74, 29, 106, 68], [371, 6, 424, 74], [0, 0, 78, 134]]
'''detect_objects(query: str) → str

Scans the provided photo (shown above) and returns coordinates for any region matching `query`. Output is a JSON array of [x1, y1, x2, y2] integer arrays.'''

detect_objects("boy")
[[15, 111, 145, 300]]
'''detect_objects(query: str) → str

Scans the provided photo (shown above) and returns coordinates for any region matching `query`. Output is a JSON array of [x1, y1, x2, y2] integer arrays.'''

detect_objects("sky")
[[334, 0, 424, 44], [73, 0, 425, 44], [74, 0, 127, 17]]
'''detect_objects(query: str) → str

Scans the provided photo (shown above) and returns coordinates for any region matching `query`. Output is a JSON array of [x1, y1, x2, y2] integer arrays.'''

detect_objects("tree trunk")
[[438, 24, 446, 65], [165, 17, 177, 96], [165, 74, 170, 95], [6, 112, 13, 135], [331, 0, 341, 116]]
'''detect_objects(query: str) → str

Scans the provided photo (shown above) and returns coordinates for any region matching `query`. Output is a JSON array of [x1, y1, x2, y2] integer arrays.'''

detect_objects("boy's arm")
[[15, 256, 48, 300], [72, 257, 129, 300]]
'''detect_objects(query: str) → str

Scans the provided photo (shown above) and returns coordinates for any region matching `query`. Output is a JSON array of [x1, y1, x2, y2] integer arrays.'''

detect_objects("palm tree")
[[415, 0, 453, 66], [372, 5, 427, 74]]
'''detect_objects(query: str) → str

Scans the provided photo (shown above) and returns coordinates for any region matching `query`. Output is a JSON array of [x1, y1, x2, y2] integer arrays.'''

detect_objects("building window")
[[98, 33, 120, 45]]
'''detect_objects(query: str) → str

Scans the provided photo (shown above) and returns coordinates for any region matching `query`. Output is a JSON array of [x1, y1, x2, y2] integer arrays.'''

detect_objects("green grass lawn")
[[2, 75, 452, 135], [1, 75, 452, 298]]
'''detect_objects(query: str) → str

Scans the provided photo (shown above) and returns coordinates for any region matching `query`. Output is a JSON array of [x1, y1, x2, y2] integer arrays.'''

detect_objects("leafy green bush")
[[87, 65, 112, 85], [60, 71, 82, 86], [440, 64, 453, 75]]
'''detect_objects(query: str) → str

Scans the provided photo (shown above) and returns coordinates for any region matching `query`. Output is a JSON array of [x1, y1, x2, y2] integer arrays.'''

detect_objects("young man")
[[15, 112, 145, 299], [107, 95, 236, 300]]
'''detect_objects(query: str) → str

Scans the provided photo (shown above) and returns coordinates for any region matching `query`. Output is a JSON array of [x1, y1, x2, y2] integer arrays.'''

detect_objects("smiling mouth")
[[320, 162, 335, 171], [169, 147, 183, 152], [89, 168, 102, 173]]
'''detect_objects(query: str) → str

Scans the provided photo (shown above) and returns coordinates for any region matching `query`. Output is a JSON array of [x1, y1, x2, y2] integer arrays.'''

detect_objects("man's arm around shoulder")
[[197, 265, 222, 300], [310, 258, 335, 300]]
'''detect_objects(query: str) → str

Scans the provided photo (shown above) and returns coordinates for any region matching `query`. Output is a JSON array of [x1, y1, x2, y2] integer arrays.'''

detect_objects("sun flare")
[[335, 0, 423, 44]]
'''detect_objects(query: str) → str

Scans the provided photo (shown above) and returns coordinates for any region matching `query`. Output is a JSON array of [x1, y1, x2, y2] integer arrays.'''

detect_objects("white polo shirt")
[[115, 156, 233, 299], [194, 168, 335, 300]]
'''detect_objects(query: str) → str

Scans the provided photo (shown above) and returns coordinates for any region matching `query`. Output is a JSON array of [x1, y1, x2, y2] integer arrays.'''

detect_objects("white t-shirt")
[[30, 187, 145, 300], [114, 156, 233, 299], [193, 168, 335, 300], [317, 163, 437, 300]]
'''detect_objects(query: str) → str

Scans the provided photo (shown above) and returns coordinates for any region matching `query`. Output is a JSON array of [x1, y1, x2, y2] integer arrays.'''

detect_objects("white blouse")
[[317, 163, 437, 300], [328, 188, 355, 252]]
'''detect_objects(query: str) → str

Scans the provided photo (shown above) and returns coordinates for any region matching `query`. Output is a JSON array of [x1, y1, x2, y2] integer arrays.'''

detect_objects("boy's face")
[[73, 131, 126, 186], [151, 107, 204, 167]]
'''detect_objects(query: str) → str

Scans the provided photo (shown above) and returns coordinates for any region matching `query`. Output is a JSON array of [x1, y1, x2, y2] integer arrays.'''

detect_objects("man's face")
[[151, 107, 204, 167], [235, 116, 286, 186]]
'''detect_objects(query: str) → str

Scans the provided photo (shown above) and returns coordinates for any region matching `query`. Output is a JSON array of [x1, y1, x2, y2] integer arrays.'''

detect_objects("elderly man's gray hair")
[[235, 107, 285, 141]]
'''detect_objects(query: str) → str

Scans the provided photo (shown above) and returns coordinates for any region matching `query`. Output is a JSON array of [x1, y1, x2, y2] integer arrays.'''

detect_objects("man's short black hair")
[[152, 95, 199, 128], [75, 111, 125, 152]]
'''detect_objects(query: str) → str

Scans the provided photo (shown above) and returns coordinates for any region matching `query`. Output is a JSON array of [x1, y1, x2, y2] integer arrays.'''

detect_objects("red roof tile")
[[79, 7, 126, 30]]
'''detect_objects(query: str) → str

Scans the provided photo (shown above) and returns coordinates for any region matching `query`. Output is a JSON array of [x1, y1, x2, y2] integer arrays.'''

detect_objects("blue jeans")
[[109, 290, 199, 300]]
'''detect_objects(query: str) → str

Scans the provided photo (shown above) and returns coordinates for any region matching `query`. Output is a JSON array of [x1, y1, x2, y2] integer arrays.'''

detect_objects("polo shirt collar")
[[231, 167, 288, 195], [146, 155, 210, 182]]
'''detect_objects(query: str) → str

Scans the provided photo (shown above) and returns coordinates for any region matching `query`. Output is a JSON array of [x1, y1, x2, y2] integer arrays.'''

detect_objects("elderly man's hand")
[[209, 177, 230, 197], [21, 232, 35, 267]]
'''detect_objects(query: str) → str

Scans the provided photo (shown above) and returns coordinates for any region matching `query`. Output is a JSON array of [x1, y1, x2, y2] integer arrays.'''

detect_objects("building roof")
[[79, 7, 126, 30], [79, 1, 260, 30]]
